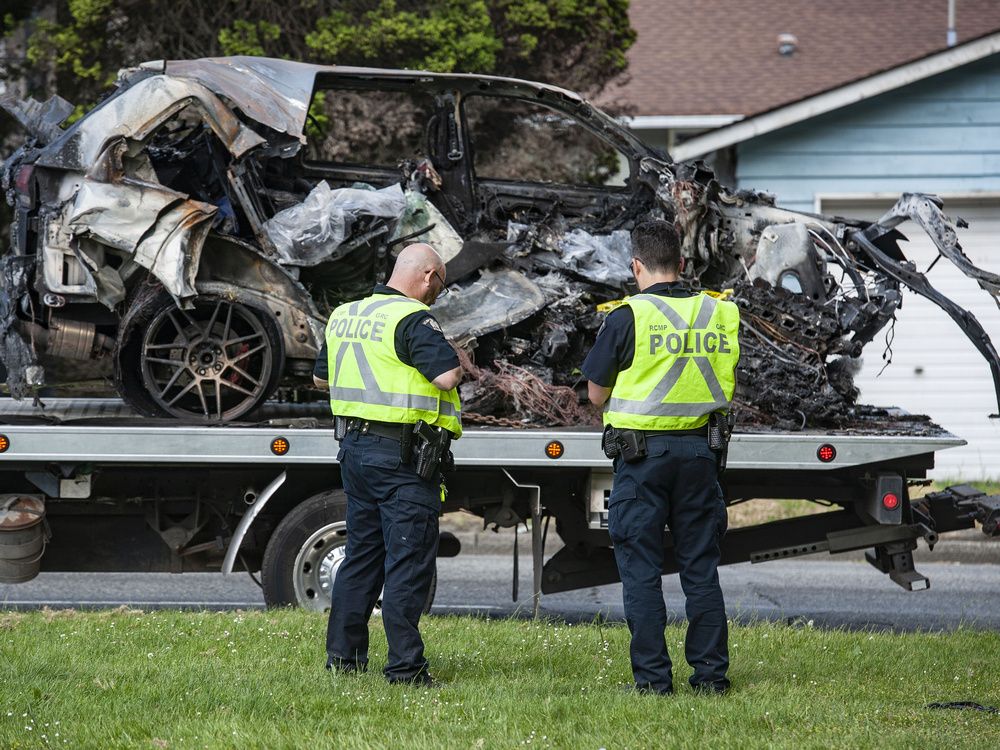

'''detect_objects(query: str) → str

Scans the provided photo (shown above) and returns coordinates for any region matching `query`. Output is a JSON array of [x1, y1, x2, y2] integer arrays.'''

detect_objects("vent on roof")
[[777, 33, 798, 57]]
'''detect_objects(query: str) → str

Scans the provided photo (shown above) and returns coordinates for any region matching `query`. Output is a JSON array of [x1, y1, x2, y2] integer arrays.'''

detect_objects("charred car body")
[[2, 56, 1000, 425]]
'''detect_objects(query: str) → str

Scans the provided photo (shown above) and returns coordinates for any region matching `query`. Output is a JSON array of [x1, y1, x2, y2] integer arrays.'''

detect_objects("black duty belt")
[[345, 419, 409, 441], [642, 427, 708, 438]]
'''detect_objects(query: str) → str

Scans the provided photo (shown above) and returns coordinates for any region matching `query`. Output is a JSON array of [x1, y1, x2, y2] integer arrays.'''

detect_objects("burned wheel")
[[117, 288, 283, 421]]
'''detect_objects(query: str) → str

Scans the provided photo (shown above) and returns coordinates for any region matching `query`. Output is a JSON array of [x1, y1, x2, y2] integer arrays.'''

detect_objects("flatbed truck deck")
[[1, 398, 996, 613]]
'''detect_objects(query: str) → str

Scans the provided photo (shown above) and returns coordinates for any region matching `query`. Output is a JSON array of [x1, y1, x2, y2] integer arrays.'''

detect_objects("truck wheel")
[[260, 489, 437, 613], [116, 286, 284, 422]]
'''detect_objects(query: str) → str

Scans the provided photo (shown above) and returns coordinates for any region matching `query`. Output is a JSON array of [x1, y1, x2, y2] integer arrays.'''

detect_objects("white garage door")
[[820, 197, 1000, 480]]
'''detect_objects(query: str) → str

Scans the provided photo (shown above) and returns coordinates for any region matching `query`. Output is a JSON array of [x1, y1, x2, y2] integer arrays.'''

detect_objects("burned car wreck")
[[2, 56, 1000, 426]]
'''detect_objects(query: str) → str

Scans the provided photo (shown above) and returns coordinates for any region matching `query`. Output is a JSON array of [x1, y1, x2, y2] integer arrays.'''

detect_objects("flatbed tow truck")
[[1, 397, 997, 614]]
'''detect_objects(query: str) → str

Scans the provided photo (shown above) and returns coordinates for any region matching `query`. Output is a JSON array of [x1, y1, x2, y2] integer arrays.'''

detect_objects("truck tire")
[[260, 489, 437, 613]]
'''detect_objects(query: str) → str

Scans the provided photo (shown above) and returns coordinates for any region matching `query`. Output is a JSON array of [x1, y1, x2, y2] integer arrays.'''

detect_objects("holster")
[[407, 420, 453, 481], [708, 411, 735, 473], [602, 425, 648, 463]]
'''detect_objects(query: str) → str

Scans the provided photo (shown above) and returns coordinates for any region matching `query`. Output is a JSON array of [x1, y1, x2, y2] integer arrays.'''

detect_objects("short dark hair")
[[630, 220, 681, 273]]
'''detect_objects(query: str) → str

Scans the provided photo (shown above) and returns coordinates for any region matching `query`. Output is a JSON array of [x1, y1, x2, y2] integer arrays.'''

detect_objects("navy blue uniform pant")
[[607, 434, 729, 692], [326, 431, 440, 681]]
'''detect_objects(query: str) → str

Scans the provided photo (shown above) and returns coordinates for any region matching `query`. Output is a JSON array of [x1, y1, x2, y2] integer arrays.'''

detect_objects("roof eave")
[[672, 31, 1000, 162], [624, 114, 744, 130]]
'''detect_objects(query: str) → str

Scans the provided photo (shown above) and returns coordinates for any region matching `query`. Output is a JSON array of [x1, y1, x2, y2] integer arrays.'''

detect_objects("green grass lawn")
[[1, 610, 997, 749]]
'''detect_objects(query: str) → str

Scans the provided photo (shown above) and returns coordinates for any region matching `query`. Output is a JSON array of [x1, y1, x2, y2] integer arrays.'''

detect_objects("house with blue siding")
[[608, 0, 1000, 163], [670, 34, 1000, 479], [691, 44, 1000, 213]]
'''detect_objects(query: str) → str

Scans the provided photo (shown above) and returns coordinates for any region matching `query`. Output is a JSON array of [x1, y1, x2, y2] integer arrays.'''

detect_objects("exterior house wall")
[[735, 55, 1000, 211], [733, 55, 1000, 479]]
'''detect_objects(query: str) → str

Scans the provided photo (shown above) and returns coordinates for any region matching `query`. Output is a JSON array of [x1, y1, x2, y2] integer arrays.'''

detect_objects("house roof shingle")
[[602, 0, 1000, 117]]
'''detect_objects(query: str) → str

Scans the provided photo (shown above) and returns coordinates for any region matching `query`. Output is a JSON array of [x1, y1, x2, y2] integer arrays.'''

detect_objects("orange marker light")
[[545, 440, 564, 459], [0, 434, 8, 453], [271, 437, 290, 456]]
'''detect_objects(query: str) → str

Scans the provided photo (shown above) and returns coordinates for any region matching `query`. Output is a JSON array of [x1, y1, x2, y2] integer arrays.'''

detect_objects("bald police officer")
[[313, 243, 462, 686], [582, 220, 740, 696]]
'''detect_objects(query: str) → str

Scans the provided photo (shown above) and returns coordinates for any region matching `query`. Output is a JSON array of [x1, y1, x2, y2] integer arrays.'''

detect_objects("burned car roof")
[[128, 56, 594, 143]]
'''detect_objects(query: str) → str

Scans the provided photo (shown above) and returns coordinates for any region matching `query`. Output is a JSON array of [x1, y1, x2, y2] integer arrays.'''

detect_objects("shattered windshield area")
[[1, 57, 998, 430]]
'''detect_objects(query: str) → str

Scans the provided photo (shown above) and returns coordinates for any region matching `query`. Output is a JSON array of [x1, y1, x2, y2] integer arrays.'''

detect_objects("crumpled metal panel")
[[750, 223, 827, 299], [68, 180, 217, 300], [0, 256, 44, 396], [75, 239, 128, 308], [432, 268, 547, 340], [131, 201, 215, 301], [0, 93, 74, 145], [157, 57, 318, 143], [36, 75, 266, 171], [875, 193, 1000, 298], [40, 205, 97, 296]]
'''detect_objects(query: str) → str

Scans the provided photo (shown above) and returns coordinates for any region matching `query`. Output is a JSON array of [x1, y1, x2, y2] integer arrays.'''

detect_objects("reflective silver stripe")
[[340, 295, 420, 322], [330, 332, 457, 417], [333, 341, 350, 381], [330, 385, 443, 412], [605, 397, 728, 417], [646, 357, 689, 404], [693, 356, 727, 404], [330, 386, 459, 417], [606, 353, 729, 417], [362, 297, 417, 317], [637, 294, 689, 331], [352, 342, 379, 391], [692, 295, 717, 329]]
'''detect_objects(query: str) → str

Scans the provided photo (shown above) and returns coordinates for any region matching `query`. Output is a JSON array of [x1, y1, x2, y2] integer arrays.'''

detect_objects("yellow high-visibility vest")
[[325, 293, 462, 437], [604, 292, 740, 431]]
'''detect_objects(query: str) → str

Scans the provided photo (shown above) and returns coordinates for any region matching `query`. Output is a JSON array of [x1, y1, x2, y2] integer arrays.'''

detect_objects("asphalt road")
[[2, 557, 998, 631]]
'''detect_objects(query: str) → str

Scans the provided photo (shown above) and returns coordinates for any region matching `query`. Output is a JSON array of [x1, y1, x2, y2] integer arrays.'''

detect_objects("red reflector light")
[[545, 440, 564, 459], [882, 492, 900, 510], [0, 434, 9, 453], [816, 444, 836, 462], [270, 436, 289, 455], [14, 164, 34, 195]]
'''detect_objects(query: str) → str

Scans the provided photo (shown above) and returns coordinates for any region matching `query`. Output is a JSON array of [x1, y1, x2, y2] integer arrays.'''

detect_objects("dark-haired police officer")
[[582, 220, 740, 696], [313, 242, 462, 686]]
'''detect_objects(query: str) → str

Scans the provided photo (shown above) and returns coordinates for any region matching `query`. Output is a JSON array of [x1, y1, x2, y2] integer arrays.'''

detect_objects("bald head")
[[388, 243, 448, 305]]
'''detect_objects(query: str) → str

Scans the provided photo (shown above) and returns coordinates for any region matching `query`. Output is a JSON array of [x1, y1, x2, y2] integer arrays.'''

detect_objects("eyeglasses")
[[431, 268, 450, 297]]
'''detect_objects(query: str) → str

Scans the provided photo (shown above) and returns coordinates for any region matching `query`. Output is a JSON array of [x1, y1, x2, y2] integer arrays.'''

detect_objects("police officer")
[[582, 220, 740, 696], [313, 242, 462, 686]]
